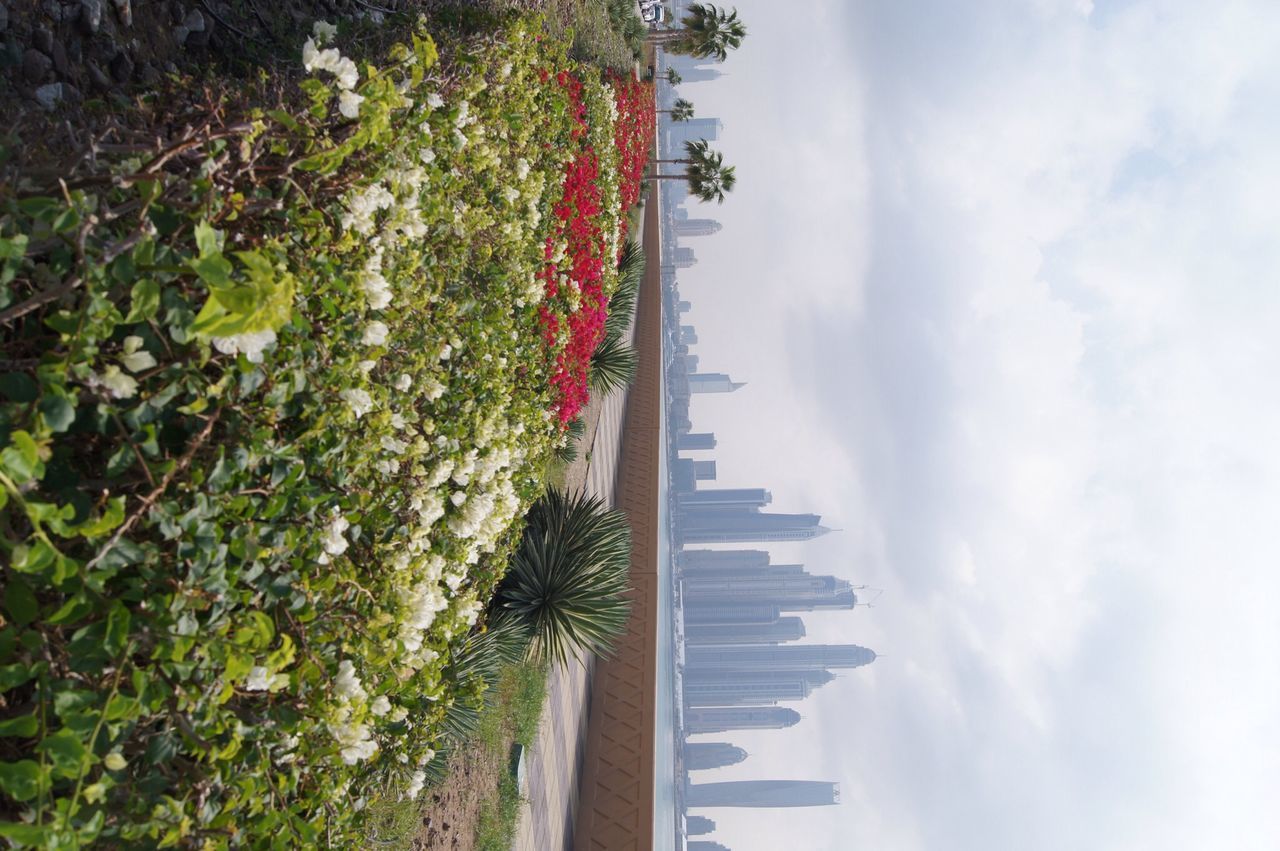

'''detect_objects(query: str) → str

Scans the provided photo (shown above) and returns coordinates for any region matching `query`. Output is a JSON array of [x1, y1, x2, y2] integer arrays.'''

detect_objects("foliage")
[[664, 98, 696, 122], [669, 2, 748, 61], [605, 0, 649, 61], [682, 138, 739, 204], [492, 489, 632, 667], [554, 417, 587, 465], [590, 333, 639, 396], [0, 14, 650, 847], [665, 68, 683, 85]]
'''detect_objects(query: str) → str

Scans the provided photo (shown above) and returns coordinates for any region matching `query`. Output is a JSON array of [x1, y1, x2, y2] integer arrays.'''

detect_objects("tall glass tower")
[[687, 780, 840, 809], [686, 644, 877, 671]]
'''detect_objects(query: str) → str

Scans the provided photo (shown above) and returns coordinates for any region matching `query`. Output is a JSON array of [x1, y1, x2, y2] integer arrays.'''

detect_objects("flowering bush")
[[610, 74, 657, 217], [0, 15, 653, 847]]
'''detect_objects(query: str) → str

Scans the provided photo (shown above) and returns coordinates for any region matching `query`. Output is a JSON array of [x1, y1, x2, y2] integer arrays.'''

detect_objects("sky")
[[670, 1, 1280, 848]]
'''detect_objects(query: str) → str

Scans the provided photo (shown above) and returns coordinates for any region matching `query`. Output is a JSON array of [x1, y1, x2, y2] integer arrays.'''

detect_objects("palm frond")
[[590, 332, 638, 395]]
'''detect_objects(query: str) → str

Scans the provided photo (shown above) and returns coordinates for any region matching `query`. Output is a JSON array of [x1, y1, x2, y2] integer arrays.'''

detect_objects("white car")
[[642, 4, 666, 24]]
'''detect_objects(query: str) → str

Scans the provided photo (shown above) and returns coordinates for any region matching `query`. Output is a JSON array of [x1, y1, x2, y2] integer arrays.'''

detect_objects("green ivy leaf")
[[1, 430, 42, 482], [38, 391, 76, 433], [0, 372, 37, 403], [0, 715, 38, 737], [0, 663, 35, 691], [0, 760, 48, 802], [36, 728, 90, 779], [124, 279, 161, 323], [2, 577, 38, 627]]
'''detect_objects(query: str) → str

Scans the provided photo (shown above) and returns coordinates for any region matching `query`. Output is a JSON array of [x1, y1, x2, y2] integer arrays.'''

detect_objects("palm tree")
[[492, 489, 632, 666], [665, 68, 683, 85], [658, 98, 696, 122], [649, 139, 738, 204], [649, 3, 747, 62]]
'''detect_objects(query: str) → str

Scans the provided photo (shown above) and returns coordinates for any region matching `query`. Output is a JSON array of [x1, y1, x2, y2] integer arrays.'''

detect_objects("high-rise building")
[[683, 604, 781, 626], [678, 488, 772, 510], [677, 432, 717, 451], [679, 550, 771, 569], [680, 510, 831, 544], [687, 842, 731, 851], [687, 780, 840, 809], [675, 218, 723, 237], [677, 299, 692, 312], [693, 460, 717, 481], [684, 669, 835, 707], [673, 246, 697, 268], [681, 574, 857, 610], [681, 325, 698, 344], [684, 706, 801, 734], [688, 373, 746, 394], [686, 644, 877, 672], [685, 617, 806, 646], [685, 814, 716, 835], [684, 743, 748, 771], [686, 355, 701, 373]]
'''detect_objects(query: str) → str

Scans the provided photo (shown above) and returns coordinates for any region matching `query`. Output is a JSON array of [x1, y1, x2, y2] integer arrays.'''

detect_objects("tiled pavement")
[[511, 227, 640, 851]]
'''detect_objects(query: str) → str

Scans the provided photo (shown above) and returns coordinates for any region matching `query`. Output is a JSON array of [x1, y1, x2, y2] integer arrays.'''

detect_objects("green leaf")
[[0, 373, 37, 403], [0, 821, 49, 845], [0, 715, 38, 737], [194, 221, 222, 257], [124, 279, 161, 323], [36, 728, 90, 779], [189, 253, 234, 289], [45, 593, 93, 626], [2, 578, 38, 627], [38, 391, 76, 433], [10, 541, 55, 574], [0, 663, 34, 691], [0, 430, 41, 482], [105, 603, 131, 655], [0, 760, 47, 802]]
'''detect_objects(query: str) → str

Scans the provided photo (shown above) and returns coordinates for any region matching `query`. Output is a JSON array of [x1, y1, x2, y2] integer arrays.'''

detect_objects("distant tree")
[[658, 98, 696, 122], [650, 140, 737, 204], [649, 3, 747, 63], [665, 68, 683, 85]]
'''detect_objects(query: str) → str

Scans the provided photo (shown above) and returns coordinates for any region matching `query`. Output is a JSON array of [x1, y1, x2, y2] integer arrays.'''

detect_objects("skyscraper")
[[687, 780, 840, 809], [683, 604, 781, 626], [679, 510, 832, 544], [693, 460, 717, 481], [688, 373, 746, 394], [685, 617, 806, 646], [674, 218, 723, 237], [679, 550, 771, 569], [687, 843, 731, 851], [685, 815, 716, 835], [684, 706, 800, 734], [683, 669, 835, 707], [678, 488, 772, 510], [681, 573, 858, 610], [677, 432, 717, 451], [685, 644, 877, 672], [684, 742, 748, 771], [673, 246, 697, 268]]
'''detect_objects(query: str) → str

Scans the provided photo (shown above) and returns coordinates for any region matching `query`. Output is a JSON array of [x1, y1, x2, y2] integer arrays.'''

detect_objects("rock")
[[0, 2, 8, 34], [171, 24, 187, 44], [42, 0, 61, 21], [138, 60, 158, 84], [34, 82, 63, 110], [112, 0, 130, 26], [186, 25, 209, 47], [62, 83, 81, 103], [164, 61, 176, 73], [23, 48, 53, 81], [67, 35, 82, 63], [33, 25, 54, 55], [183, 8, 203, 31], [87, 59, 110, 90], [108, 50, 132, 82], [79, 0, 101, 33], [51, 38, 67, 75]]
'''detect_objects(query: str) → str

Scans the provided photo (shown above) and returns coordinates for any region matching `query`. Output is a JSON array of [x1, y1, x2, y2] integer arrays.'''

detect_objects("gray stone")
[[0, 2, 8, 34], [34, 82, 63, 110], [182, 8, 203, 31], [108, 50, 132, 82], [171, 24, 188, 44], [33, 25, 54, 54], [139, 61, 158, 84], [42, 0, 61, 21], [23, 48, 53, 81], [66, 35, 82, 63], [79, 0, 102, 33], [112, 0, 130, 26], [185, 24, 209, 47], [87, 59, 110, 90], [51, 38, 67, 75]]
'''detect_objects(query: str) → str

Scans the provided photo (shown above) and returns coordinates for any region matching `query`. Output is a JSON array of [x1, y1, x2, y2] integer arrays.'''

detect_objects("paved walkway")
[[512, 219, 643, 851]]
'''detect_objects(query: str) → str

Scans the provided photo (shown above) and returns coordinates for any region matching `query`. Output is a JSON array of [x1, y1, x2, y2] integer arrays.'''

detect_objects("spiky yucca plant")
[[590, 332, 639, 395], [493, 490, 632, 666], [555, 417, 587, 465]]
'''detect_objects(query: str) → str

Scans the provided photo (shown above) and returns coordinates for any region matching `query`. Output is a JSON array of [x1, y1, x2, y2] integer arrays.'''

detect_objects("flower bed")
[[0, 16, 653, 848]]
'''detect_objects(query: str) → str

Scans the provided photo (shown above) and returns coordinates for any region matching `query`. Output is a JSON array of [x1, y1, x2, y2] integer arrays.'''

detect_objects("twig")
[[86, 408, 222, 571]]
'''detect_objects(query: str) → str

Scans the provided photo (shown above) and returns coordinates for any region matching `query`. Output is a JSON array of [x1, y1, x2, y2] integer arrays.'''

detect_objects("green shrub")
[[0, 16, 627, 847]]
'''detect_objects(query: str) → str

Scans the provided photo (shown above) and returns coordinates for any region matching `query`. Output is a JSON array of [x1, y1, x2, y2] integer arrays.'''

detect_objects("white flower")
[[362, 321, 389, 347], [340, 387, 374, 419], [388, 706, 408, 723], [394, 373, 412, 392], [334, 659, 367, 702], [370, 695, 392, 716], [452, 128, 467, 149], [333, 719, 378, 765], [312, 20, 338, 44], [419, 147, 436, 165], [244, 666, 287, 692], [339, 89, 364, 119], [438, 343, 452, 361], [358, 359, 377, 374], [421, 375, 445, 402], [450, 491, 467, 507], [403, 769, 427, 801], [97, 365, 138, 399], [103, 752, 127, 771], [120, 336, 157, 373], [212, 329, 277, 363], [515, 158, 530, 180], [426, 92, 444, 110], [322, 513, 351, 556]]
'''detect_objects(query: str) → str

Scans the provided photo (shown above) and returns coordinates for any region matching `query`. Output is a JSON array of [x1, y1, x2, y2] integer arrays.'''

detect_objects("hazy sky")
[[673, 1, 1280, 848]]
